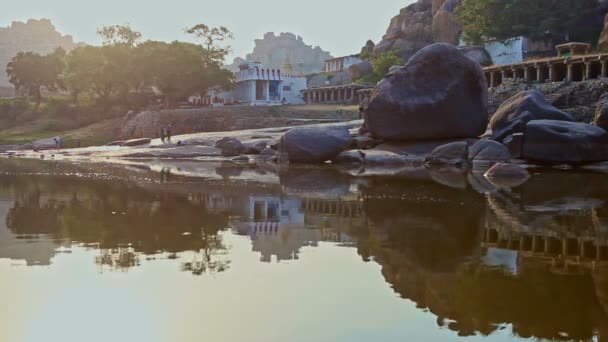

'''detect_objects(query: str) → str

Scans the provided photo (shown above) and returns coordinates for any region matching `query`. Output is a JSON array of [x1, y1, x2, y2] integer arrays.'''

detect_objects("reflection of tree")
[[4, 174, 231, 275], [96, 247, 140, 271]]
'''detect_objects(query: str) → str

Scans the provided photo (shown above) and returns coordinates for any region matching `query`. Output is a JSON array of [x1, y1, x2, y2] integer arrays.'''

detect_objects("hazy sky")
[[2, 0, 414, 62]]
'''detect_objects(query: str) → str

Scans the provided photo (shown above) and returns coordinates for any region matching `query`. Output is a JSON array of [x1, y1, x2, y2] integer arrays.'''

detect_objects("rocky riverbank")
[[4, 43, 608, 190]]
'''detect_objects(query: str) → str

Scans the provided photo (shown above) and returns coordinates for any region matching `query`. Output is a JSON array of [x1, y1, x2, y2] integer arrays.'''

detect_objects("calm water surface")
[[0, 159, 607, 342]]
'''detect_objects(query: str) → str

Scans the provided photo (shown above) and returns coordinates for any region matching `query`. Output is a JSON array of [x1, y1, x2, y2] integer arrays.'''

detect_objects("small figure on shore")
[[160, 126, 166, 143], [165, 123, 172, 141], [53, 137, 62, 149]]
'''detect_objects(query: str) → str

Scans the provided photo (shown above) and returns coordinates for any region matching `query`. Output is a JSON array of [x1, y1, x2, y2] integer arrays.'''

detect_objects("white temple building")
[[231, 59, 307, 106]]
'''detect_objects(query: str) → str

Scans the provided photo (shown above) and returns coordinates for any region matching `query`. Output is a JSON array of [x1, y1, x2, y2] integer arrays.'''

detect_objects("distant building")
[[232, 60, 307, 106], [472, 37, 554, 66], [189, 59, 308, 107], [322, 55, 363, 73]]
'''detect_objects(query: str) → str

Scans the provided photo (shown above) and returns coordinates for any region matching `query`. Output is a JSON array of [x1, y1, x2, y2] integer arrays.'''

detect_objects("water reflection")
[[0, 159, 607, 341]]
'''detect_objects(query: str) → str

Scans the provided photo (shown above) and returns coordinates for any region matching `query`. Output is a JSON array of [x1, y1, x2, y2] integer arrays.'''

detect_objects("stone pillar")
[[524, 67, 530, 82], [330, 89, 334, 102], [536, 65, 542, 83], [307, 91, 312, 104], [511, 68, 518, 81], [490, 72, 495, 88], [567, 64, 573, 82], [350, 86, 356, 103], [265, 81, 270, 102], [500, 70, 506, 82], [548, 64, 555, 82], [602, 60, 607, 78], [585, 62, 591, 80]]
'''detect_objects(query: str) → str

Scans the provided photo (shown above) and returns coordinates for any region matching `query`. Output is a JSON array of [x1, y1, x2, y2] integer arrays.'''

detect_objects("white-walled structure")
[[322, 55, 363, 73], [232, 61, 307, 106]]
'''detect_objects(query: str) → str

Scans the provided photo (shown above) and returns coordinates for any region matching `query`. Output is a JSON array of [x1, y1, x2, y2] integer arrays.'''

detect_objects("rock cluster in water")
[[271, 43, 608, 184]]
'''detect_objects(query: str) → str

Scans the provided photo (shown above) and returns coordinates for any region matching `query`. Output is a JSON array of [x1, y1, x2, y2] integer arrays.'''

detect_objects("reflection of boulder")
[[279, 166, 352, 199]]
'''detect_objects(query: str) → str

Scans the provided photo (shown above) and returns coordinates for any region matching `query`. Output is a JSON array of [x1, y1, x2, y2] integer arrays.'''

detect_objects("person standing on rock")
[[165, 123, 172, 141]]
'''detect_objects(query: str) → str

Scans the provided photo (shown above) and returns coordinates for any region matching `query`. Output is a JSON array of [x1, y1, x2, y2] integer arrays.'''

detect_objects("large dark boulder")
[[364, 43, 488, 141], [490, 90, 574, 142], [278, 126, 352, 163], [459, 46, 492, 66], [523, 120, 608, 164]]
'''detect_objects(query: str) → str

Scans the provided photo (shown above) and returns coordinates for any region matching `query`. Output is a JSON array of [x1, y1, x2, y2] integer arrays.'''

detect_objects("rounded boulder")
[[364, 43, 488, 141]]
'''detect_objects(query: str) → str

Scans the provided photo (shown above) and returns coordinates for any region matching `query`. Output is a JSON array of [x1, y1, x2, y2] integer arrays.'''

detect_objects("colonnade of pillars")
[[485, 58, 608, 88], [484, 228, 608, 263], [306, 86, 359, 104], [303, 199, 362, 218]]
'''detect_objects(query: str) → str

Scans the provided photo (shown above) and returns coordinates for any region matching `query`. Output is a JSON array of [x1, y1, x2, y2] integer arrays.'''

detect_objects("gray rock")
[[119, 146, 222, 158], [427, 141, 469, 165], [364, 43, 488, 141], [278, 126, 352, 163], [595, 93, 608, 131], [122, 138, 152, 147], [468, 140, 510, 163], [523, 120, 608, 164], [503, 133, 524, 159], [105, 140, 126, 146], [259, 148, 277, 157], [242, 140, 267, 154], [490, 90, 574, 142], [231, 155, 250, 163], [363, 150, 410, 165], [333, 150, 365, 164], [33, 137, 62, 150], [215, 138, 245, 157]]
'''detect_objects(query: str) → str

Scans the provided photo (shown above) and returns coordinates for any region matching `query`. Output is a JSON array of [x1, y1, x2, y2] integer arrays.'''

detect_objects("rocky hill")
[[227, 32, 332, 74], [0, 19, 78, 86], [372, 0, 461, 61]]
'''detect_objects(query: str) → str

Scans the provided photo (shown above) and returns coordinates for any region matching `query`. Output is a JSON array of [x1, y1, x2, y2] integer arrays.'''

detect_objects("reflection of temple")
[[234, 196, 363, 262]]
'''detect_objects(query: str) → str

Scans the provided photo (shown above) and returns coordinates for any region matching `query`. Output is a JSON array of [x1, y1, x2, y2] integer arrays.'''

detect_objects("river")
[[0, 158, 606, 342]]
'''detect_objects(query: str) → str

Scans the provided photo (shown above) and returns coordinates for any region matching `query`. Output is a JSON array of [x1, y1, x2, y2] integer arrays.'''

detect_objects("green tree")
[[63, 45, 131, 104], [5, 48, 65, 106], [134, 41, 208, 107], [185, 24, 233, 66], [97, 24, 142, 47], [456, 0, 599, 45], [357, 51, 403, 84]]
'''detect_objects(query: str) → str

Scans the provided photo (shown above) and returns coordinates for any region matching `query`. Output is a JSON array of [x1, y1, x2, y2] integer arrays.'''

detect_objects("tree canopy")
[[357, 51, 403, 84], [455, 0, 600, 45], [7, 24, 235, 109], [5, 48, 65, 105]]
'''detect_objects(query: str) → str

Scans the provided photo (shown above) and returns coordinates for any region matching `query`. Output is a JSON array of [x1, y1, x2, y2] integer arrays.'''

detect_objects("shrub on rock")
[[490, 90, 574, 142], [363, 43, 488, 141]]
